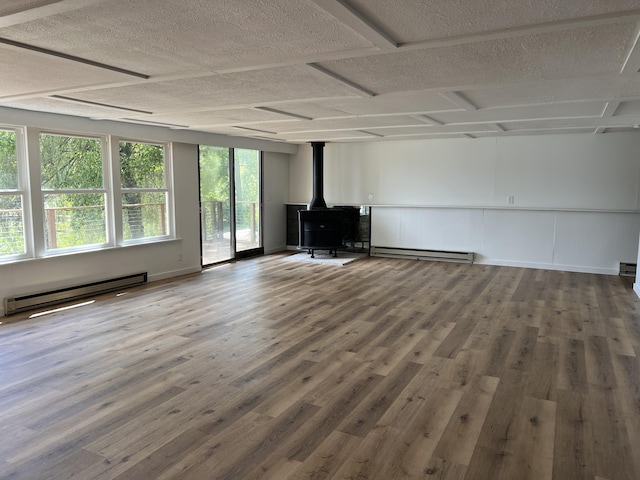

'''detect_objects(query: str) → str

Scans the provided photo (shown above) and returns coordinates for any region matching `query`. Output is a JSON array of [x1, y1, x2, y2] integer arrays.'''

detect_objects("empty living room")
[[2, 1, 640, 479]]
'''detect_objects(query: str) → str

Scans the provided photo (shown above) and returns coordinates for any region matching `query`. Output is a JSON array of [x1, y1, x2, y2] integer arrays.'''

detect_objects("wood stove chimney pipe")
[[309, 141, 327, 209]]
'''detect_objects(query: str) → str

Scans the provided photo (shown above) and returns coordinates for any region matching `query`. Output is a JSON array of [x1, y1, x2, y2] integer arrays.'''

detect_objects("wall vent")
[[4, 272, 147, 316], [371, 246, 474, 264], [619, 262, 636, 277]]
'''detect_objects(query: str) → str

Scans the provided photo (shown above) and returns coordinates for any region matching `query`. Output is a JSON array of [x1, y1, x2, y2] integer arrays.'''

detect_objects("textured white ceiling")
[[346, 0, 640, 43], [1, 0, 640, 143]]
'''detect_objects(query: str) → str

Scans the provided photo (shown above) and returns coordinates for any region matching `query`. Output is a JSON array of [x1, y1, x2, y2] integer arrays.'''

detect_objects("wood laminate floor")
[[1, 254, 640, 479]]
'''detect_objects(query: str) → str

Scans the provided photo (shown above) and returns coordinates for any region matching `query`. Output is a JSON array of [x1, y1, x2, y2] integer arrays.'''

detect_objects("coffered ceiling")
[[1, 0, 640, 143]]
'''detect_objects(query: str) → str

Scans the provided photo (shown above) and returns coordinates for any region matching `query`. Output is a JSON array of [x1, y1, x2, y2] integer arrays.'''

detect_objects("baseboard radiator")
[[4, 272, 147, 316], [371, 246, 474, 264]]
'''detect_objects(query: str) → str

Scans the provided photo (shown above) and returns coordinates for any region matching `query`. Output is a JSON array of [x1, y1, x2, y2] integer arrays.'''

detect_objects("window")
[[119, 141, 169, 241], [0, 129, 26, 258], [40, 133, 107, 251], [0, 127, 175, 265]]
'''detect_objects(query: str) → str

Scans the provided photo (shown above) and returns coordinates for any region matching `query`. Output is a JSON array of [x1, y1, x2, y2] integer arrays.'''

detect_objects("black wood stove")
[[298, 142, 347, 258]]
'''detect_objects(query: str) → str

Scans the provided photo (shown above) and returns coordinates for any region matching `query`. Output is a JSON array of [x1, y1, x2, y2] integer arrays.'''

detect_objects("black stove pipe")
[[308, 141, 327, 209]]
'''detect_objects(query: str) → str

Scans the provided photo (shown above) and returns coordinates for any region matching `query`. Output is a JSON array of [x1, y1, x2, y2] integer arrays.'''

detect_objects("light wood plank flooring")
[[1, 254, 640, 479]]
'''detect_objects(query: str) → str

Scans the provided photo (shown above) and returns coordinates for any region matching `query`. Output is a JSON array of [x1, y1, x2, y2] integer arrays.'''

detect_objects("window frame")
[[38, 131, 111, 254], [0, 127, 176, 265], [0, 126, 30, 261], [116, 138, 174, 245]]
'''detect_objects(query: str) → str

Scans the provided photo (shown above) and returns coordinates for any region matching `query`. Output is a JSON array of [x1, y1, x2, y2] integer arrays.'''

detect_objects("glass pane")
[[119, 141, 165, 188], [40, 134, 102, 189], [0, 195, 25, 256], [199, 146, 231, 264], [44, 193, 107, 249], [0, 130, 17, 190], [122, 191, 167, 240], [235, 149, 260, 252]]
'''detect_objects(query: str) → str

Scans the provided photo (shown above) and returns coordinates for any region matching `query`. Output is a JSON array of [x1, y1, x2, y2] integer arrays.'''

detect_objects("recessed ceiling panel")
[[0, 0, 373, 76], [281, 130, 373, 142], [0, 96, 137, 117], [434, 102, 605, 124], [365, 124, 503, 136], [311, 92, 458, 116], [69, 66, 362, 112], [504, 116, 640, 130], [264, 102, 353, 119], [476, 127, 596, 137], [613, 100, 640, 116], [464, 75, 640, 108], [273, 115, 423, 134], [345, 0, 640, 43], [603, 127, 640, 133], [317, 23, 635, 94], [141, 108, 296, 127], [0, 46, 134, 98], [0, 1, 53, 16]]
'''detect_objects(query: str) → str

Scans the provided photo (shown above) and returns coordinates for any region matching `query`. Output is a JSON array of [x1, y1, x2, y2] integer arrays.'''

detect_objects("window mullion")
[[26, 126, 45, 256], [110, 136, 123, 245]]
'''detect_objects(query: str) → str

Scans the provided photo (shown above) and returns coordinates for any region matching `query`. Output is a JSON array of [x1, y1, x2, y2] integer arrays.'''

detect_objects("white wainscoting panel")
[[371, 207, 483, 253], [371, 206, 640, 275], [553, 211, 640, 273], [481, 209, 556, 266]]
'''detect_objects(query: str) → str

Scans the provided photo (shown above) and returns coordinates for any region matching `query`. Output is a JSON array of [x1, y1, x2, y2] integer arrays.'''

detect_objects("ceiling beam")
[[311, 0, 397, 49], [601, 101, 620, 117], [439, 91, 478, 111], [52, 95, 152, 114], [232, 126, 278, 135], [0, 0, 109, 28], [400, 9, 640, 51], [358, 130, 384, 138], [0, 38, 149, 79], [621, 21, 640, 73], [254, 106, 312, 121], [307, 63, 375, 97], [413, 114, 444, 126]]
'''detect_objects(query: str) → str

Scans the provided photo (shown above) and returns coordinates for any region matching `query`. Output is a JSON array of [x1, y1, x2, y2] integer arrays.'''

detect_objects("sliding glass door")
[[199, 146, 232, 265], [199, 146, 261, 266], [234, 149, 261, 255]]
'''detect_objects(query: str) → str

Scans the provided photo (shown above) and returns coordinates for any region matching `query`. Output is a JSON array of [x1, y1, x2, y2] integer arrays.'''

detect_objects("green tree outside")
[[119, 141, 166, 239], [0, 130, 24, 255]]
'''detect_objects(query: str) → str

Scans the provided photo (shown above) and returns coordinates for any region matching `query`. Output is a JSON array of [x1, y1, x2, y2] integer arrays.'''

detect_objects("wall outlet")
[[368, 193, 374, 202], [507, 195, 515, 205], [177, 251, 182, 262]]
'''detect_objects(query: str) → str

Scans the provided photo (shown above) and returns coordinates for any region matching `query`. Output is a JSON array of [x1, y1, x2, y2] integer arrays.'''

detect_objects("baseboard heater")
[[371, 246, 474, 264], [4, 272, 147, 316]]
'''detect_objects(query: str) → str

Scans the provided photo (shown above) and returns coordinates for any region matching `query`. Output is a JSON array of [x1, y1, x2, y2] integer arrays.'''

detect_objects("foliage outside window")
[[235, 148, 260, 249], [40, 134, 107, 250], [199, 146, 231, 243], [119, 141, 168, 241], [0, 129, 26, 257]]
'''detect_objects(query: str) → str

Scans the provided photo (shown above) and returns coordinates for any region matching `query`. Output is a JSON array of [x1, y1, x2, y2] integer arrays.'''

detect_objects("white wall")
[[290, 133, 640, 275], [0, 108, 294, 315], [263, 151, 290, 254]]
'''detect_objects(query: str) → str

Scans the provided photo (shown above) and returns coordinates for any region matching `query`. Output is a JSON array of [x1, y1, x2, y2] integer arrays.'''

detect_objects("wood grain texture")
[[1, 254, 639, 479]]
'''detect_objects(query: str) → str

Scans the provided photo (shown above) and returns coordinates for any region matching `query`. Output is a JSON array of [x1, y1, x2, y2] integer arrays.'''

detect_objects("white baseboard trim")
[[634, 283, 640, 299], [148, 266, 201, 283], [476, 259, 619, 275]]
